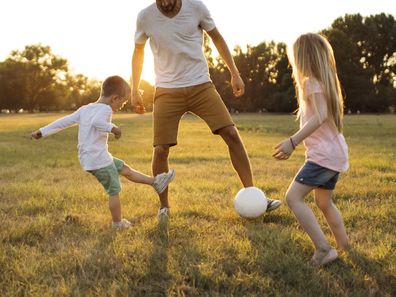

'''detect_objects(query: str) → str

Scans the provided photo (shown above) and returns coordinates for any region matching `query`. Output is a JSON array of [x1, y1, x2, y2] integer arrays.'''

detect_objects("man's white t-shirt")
[[39, 103, 115, 171], [135, 0, 216, 88]]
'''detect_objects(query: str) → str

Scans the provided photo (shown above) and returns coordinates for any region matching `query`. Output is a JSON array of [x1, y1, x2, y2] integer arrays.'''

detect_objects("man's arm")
[[207, 27, 245, 97], [131, 43, 146, 114]]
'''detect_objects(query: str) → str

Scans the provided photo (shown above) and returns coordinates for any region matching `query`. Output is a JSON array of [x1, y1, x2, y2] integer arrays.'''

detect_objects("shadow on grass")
[[245, 219, 396, 297], [137, 218, 171, 297], [340, 248, 396, 296]]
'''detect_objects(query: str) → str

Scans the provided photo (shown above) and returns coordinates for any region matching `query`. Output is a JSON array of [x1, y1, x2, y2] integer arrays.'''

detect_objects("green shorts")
[[88, 158, 125, 196]]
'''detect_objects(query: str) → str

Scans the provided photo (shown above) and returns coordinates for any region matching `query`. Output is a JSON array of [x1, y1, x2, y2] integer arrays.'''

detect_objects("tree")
[[6, 44, 68, 111], [0, 60, 26, 111], [210, 41, 294, 112], [64, 74, 101, 109], [266, 43, 296, 112], [2, 13, 394, 113], [326, 13, 396, 112]]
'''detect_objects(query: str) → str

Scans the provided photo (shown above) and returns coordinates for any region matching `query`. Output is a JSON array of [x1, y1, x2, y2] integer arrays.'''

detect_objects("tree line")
[[0, 13, 395, 113]]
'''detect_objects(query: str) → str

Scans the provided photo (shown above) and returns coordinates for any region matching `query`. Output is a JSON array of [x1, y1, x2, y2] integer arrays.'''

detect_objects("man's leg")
[[217, 125, 281, 211], [152, 145, 170, 209], [217, 126, 253, 187]]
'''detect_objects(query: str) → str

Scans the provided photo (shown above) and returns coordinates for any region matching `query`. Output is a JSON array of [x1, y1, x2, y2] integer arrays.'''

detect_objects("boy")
[[31, 76, 175, 229]]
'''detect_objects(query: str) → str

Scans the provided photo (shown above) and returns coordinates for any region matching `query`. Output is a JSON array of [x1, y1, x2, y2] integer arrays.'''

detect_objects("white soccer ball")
[[234, 187, 268, 218]]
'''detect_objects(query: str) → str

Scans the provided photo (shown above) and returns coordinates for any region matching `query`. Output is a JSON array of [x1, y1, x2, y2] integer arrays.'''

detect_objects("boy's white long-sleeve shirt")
[[39, 103, 115, 171]]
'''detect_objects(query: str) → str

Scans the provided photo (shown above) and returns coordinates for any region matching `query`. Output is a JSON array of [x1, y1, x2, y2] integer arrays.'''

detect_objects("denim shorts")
[[88, 158, 125, 196], [295, 161, 340, 190]]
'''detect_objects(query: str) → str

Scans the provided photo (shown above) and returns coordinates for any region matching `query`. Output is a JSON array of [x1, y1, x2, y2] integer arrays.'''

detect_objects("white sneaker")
[[157, 207, 170, 220], [267, 199, 282, 212], [112, 218, 132, 230], [153, 169, 176, 194]]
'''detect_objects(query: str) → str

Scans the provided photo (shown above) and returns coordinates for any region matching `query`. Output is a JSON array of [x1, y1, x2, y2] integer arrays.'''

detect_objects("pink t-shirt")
[[300, 78, 349, 172]]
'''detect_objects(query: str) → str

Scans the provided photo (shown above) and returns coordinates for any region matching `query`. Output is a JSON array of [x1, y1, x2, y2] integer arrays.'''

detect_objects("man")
[[131, 0, 281, 218]]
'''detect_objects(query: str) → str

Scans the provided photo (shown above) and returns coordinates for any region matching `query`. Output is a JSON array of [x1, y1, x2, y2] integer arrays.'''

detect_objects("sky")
[[0, 0, 395, 83]]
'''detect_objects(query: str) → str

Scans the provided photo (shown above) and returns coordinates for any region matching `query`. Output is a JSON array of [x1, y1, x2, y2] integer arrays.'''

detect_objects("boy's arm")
[[111, 126, 122, 139], [32, 109, 81, 139], [91, 107, 116, 134], [207, 27, 245, 97], [273, 93, 328, 160], [31, 130, 42, 139]]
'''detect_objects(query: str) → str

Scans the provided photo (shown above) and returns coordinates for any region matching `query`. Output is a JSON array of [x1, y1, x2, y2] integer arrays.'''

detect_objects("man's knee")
[[154, 145, 170, 161], [218, 126, 241, 144]]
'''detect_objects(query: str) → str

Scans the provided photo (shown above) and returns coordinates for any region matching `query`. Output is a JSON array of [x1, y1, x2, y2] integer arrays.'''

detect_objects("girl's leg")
[[120, 164, 154, 185], [286, 181, 332, 253], [109, 194, 122, 222], [314, 188, 349, 250]]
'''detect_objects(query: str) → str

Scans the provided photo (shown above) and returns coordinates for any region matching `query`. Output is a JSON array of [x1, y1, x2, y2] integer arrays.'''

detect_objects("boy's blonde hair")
[[288, 33, 344, 132]]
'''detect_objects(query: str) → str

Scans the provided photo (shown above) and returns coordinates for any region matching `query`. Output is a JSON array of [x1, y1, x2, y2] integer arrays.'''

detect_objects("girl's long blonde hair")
[[288, 33, 344, 132]]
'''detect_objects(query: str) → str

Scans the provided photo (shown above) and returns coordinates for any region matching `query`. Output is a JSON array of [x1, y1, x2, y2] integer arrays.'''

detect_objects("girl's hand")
[[273, 138, 294, 160]]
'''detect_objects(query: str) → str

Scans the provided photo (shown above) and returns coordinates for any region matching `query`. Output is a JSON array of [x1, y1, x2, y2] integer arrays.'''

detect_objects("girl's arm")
[[33, 109, 81, 139], [273, 93, 328, 160]]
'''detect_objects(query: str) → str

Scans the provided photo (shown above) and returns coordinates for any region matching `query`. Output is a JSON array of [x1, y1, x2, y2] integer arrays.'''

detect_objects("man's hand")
[[131, 90, 146, 114], [231, 74, 245, 97], [273, 138, 294, 160], [31, 130, 42, 140], [111, 126, 122, 139]]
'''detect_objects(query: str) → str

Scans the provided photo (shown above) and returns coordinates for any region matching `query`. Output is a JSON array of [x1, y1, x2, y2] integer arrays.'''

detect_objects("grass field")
[[0, 113, 395, 297]]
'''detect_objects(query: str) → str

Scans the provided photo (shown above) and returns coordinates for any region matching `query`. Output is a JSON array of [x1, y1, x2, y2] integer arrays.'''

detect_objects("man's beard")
[[160, 0, 177, 12]]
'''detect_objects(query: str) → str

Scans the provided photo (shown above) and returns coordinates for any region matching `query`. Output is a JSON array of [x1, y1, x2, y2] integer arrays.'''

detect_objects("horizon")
[[0, 0, 394, 83]]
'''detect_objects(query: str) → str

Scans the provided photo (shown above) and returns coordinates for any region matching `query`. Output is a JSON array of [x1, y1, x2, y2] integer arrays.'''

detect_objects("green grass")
[[0, 113, 395, 297]]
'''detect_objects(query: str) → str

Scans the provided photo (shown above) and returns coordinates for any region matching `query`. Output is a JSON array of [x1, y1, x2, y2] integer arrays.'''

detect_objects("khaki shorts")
[[153, 82, 234, 146]]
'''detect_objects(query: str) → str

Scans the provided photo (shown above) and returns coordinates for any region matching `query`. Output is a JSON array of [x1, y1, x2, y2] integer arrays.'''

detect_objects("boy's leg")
[[109, 194, 122, 223], [109, 191, 132, 229], [120, 164, 154, 185], [286, 181, 331, 253], [217, 126, 253, 187], [314, 188, 349, 250], [152, 145, 170, 209]]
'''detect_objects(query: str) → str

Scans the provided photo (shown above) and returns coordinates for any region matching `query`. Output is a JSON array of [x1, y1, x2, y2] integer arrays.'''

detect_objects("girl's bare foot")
[[310, 248, 338, 267]]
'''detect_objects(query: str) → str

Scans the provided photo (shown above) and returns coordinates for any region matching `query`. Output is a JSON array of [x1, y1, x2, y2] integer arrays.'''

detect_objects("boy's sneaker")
[[157, 207, 170, 220], [153, 169, 176, 194], [112, 219, 132, 230], [267, 199, 282, 212]]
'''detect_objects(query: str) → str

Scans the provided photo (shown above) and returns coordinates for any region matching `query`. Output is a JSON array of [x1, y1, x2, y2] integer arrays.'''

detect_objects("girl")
[[273, 33, 349, 267]]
